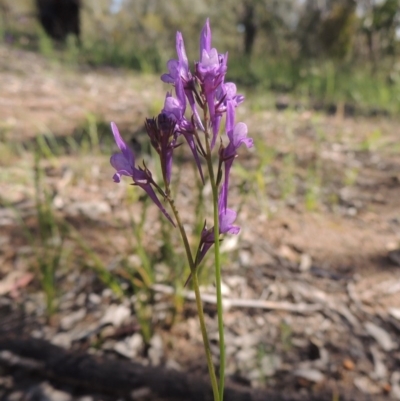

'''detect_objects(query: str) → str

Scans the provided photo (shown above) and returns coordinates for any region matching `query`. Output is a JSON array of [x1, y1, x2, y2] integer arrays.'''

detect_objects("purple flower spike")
[[221, 103, 253, 210], [110, 122, 176, 226], [161, 35, 204, 131], [195, 21, 228, 145], [162, 79, 205, 183]]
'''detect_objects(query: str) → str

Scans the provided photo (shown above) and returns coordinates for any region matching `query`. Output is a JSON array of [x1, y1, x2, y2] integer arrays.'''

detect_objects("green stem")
[[167, 198, 220, 401], [204, 136, 225, 401]]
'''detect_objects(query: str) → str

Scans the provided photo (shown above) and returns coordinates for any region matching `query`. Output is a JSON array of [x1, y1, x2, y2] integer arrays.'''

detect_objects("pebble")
[[342, 358, 355, 371], [391, 371, 400, 400], [65, 201, 111, 220], [260, 354, 281, 377], [148, 333, 164, 366], [101, 304, 131, 327], [51, 332, 72, 349], [5, 391, 24, 401], [365, 322, 396, 351], [389, 308, 400, 321], [60, 308, 86, 331], [165, 358, 182, 371], [294, 368, 324, 383], [299, 253, 312, 271], [370, 345, 387, 380], [26, 382, 72, 401], [236, 348, 257, 364], [233, 332, 261, 348], [354, 375, 381, 395], [88, 293, 101, 305], [114, 333, 143, 359]]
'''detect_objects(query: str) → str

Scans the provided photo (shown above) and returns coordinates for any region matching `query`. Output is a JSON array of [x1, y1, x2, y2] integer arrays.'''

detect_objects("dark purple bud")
[[145, 114, 178, 185], [110, 122, 175, 226]]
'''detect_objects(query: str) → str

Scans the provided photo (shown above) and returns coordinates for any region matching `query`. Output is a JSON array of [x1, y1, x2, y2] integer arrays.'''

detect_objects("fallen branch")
[[0, 335, 324, 401], [152, 284, 323, 314]]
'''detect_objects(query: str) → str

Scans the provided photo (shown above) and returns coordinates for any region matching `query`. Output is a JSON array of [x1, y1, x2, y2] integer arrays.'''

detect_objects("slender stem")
[[167, 198, 220, 401], [204, 135, 225, 401]]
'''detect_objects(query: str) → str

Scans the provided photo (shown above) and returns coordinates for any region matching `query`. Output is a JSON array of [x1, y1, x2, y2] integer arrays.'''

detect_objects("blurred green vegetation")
[[1, 0, 400, 115]]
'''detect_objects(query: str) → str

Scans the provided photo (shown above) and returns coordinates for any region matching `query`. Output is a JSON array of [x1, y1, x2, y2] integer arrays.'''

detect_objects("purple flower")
[[162, 78, 204, 183], [220, 102, 253, 210], [199, 18, 211, 58], [110, 122, 175, 226], [161, 32, 191, 85], [211, 82, 245, 148], [196, 186, 240, 264], [218, 186, 240, 236], [195, 20, 228, 147], [215, 82, 245, 112], [161, 34, 203, 131]]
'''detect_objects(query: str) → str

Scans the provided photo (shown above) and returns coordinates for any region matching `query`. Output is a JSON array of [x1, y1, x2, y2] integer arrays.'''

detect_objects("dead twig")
[[151, 284, 323, 313]]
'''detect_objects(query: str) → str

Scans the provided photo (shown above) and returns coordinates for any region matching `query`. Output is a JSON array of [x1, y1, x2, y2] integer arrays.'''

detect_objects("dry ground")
[[0, 44, 400, 401]]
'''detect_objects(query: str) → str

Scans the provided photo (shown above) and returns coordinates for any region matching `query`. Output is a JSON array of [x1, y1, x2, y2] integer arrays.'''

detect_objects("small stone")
[[88, 293, 101, 305], [234, 333, 260, 348], [65, 201, 111, 220], [343, 358, 355, 371], [165, 358, 182, 371], [5, 391, 24, 401], [114, 333, 143, 359], [76, 293, 86, 307], [53, 195, 64, 209], [383, 382, 391, 394], [236, 348, 257, 363], [0, 208, 17, 226], [51, 332, 72, 348], [279, 244, 299, 263], [299, 253, 312, 271], [354, 376, 381, 395], [60, 308, 86, 331], [148, 333, 164, 366], [101, 304, 131, 327], [370, 345, 387, 380], [391, 372, 400, 400], [389, 308, 400, 321], [27, 382, 72, 401], [294, 368, 324, 383], [131, 388, 151, 400], [114, 342, 131, 359], [239, 250, 251, 267], [260, 354, 281, 377], [365, 322, 396, 351], [0, 375, 13, 388], [69, 323, 98, 342]]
